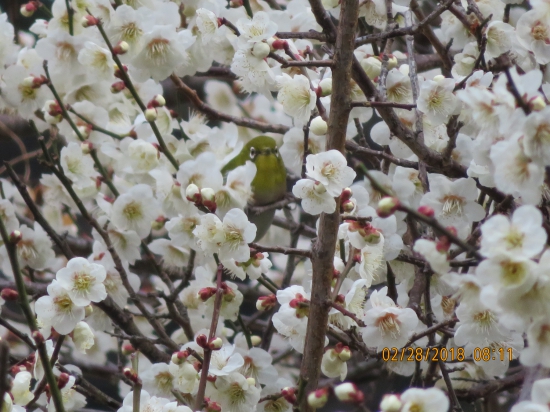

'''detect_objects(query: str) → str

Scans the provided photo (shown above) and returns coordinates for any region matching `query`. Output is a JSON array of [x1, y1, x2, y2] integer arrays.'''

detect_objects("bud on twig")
[[256, 294, 277, 311], [307, 388, 329, 409], [334, 382, 364, 403], [1, 288, 18, 301]]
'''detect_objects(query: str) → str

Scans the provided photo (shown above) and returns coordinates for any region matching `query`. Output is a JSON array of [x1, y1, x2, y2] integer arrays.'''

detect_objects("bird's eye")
[[273, 146, 278, 155], [249, 147, 257, 158]]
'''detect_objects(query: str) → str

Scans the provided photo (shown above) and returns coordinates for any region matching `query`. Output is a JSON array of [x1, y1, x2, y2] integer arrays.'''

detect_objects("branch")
[[299, 0, 359, 409], [249, 243, 312, 258], [170, 74, 290, 134]]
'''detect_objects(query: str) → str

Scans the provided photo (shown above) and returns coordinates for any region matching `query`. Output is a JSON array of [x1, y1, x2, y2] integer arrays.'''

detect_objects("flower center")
[[17, 240, 38, 261], [500, 260, 526, 286], [225, 225, 244, 247], [504, 227, 524, 250], [473, 310, 496, 333], [155, 371, 173, 391], [123, 201, 143, 221], [532, 22, 549, 42], [121, 22, 142, 43], [377, 312, 401, 338], [54, 295, 74, 312], [146, 38, 170, 64], [72, 271, 93, 292], [227, 382, 247, 405], [56, 42, 76, 62], [441, 195, 464, 217]]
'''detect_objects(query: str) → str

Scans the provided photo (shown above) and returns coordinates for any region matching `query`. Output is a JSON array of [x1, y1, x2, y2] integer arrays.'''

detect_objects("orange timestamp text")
[[381, 346, 515, 362], [382, 347, 466, 362]]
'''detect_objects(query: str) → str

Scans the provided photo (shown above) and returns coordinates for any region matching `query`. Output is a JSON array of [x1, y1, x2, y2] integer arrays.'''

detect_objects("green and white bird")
[[221, 136, 287, 241]]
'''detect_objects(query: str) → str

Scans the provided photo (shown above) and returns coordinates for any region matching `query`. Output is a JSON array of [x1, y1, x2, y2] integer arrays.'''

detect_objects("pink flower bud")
[[198, 287, 217, 302], [340, 187, 353, 201], [171, 350, 189, 364], [10, 230, 23, 245], [32, 331, 44, 345], [1, 288, 19, 301], [208, 337, 223, 350], [57, 373, 70, 389], [271, 39, 288, 50], [196, 334, 209, 349], [334, 382, 364, 403], [256, 294, 277, 311], [110, 81, 126, 94], [281, 387, 297, 404], [307, 388, 329, 409], [122, 344, 135, 355], [377, 196, 401, 218], [81, 15, 99, 27], [144, 108, 158, 122], [418, 205, 435, 218], [113, 41, 129, 55], [20, 2, 38, 17]]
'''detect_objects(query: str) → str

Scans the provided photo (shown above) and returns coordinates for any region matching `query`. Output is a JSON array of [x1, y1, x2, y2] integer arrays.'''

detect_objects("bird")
[[221, 136, 287, 241]]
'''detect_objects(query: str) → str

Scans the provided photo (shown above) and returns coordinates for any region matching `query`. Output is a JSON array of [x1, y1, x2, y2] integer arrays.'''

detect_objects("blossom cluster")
[[1, 0, 550, 410]]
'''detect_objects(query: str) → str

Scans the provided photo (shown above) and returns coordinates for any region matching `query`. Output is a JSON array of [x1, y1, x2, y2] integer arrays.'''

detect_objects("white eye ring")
[[273, 146, 278, 155], [249, 147, 257, 158]]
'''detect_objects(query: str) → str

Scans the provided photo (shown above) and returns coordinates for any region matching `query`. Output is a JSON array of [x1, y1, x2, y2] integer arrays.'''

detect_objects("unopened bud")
[[201, 187, 217, 212], [341, 187, 353, 201], [310, 116, 328, 135], [530, 96, 547, 111], [196, 333, 209, 349], [256, 294, 277, 311], [9, 230, 22, 245], [282, 387, 297, 404], [144, 108, 158, 122], [149, 94, 166, 108], [84, 305, 94, 317], [200, 187, 215, 202], [198, 287, 217, 302], [387, 55, 398, 70], [121, 344, 135, 355], [377, 196, 400, 218], [81, 142, 93, 155], [209, 337, 223, 350], [0, 288, 18, 301], [341, 199, 355, 213], [246, 377, 256, 386], [433, 74, 446, 82], [113, 41, 129, 55], [313, 181, 327, 194], [307, 388, 329, 409], [270, 38, 288, 50], [337, 346, 352, 361], [334, 382, 364, 403], [417, 205, 435, 218], [81, 15, 99, 27], [380, 394, 402, 412], [171, 350, 190, 364], [21, 2, 38, 17], [252, 41, 271, 59], [123, 368, 140, 383], [57, 373, 71, 389], [250, 335, 262, 346], [111, 81, 126, 94], [318, 78, 332, 96], [185, 184, 201, 203], [32, 331, 44, 345], [361, 56, 382, 79]]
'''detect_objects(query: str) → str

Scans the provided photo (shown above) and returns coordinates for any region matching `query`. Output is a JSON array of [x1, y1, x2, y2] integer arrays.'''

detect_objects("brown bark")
[[298, 0, 359, 409]]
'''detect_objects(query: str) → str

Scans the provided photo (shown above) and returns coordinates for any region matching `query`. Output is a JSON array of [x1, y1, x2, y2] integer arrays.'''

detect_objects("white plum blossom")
[[480, 205, 547, 259], [56, 257, 107, 306], [400, 388, 449, 412], [35, 279, 85, 335], [111, 184, 161, 238], [276, 73, 317, 125], [361, 304, 419, 350], [292, 178, 336, 215], [417, 76, 460, 126], [305, 150, 356, 196]]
